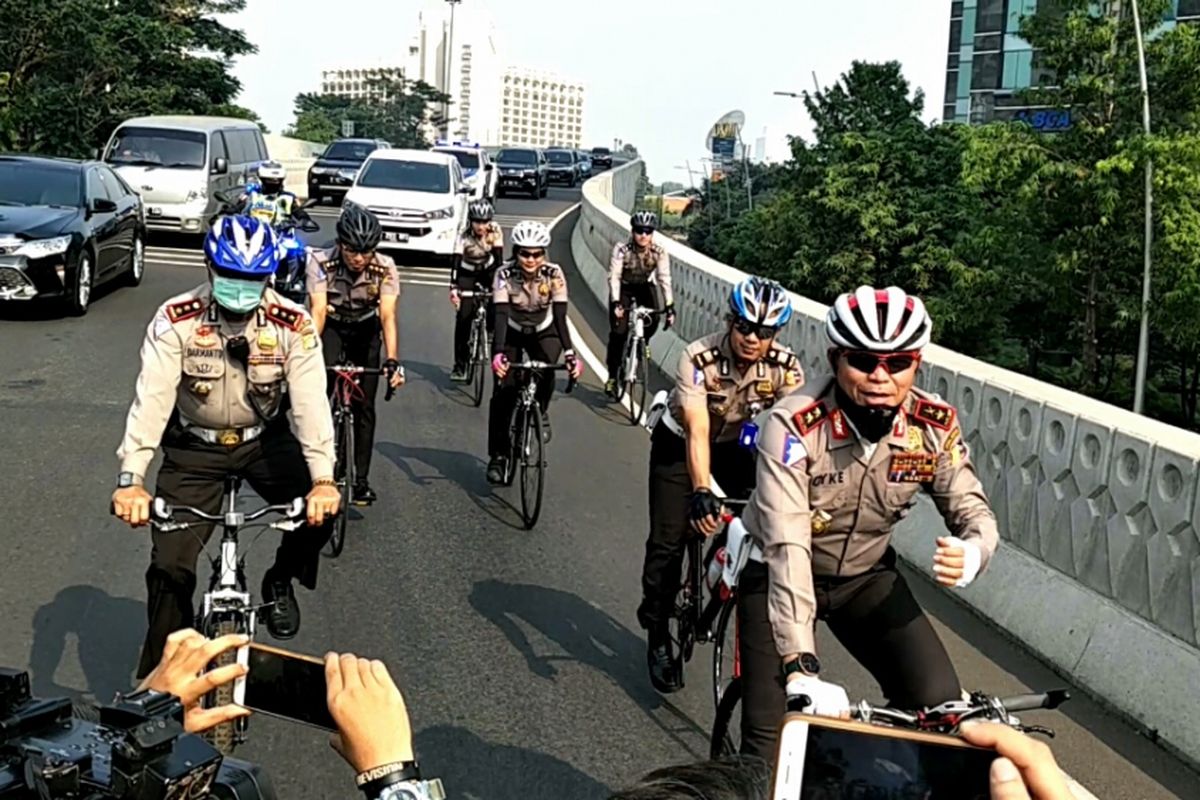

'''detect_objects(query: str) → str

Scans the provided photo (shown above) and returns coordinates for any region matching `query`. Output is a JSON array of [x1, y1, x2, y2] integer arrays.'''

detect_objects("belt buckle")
[[217, 429, 242, 447]]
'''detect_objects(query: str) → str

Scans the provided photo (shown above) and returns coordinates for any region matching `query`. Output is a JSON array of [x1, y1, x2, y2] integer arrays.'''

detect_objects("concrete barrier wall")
[[572, 159, 1200, 766], [264, 134, 322, 199]]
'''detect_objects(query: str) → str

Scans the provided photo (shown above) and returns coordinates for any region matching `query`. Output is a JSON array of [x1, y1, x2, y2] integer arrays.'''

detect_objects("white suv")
[[431, 142, 497, 204], [344, 149, 472, 258]]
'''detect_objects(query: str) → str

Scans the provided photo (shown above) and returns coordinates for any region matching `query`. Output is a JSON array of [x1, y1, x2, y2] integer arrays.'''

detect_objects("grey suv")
[[495, 147, 548, 198]]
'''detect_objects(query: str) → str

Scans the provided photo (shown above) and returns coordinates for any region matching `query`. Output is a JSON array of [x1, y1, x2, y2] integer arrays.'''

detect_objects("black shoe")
[[541, 415, 552, 444], [647, 630, 681, 693], [450, 363, 469, 382], [352, 481, 377, 506], [486, 456, 507, 485], [261, 575, 300, 640]]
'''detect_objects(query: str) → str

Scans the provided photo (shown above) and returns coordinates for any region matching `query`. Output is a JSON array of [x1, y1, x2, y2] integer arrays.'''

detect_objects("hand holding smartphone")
[[233, 642, 338, 731]]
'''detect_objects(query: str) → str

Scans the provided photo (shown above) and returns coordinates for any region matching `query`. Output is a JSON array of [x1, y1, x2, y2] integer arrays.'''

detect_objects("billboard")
[[705, 110, 745, 173]]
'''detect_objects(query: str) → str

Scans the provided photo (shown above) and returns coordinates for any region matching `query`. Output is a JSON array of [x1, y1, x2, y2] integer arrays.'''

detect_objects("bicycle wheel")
[[204, 617, 244, 754], [667, 539, 701, 686], [519, 403, 545, 529], [711, 598, 737, 710], [470, 324, 487, 407], [326, 413, 353, 557], [709, 677, 743, 759], [627, 336, 648, 426]]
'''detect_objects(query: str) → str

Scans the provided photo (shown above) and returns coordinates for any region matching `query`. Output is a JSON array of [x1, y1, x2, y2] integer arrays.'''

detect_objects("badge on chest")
[[888, 452, 937, 483]]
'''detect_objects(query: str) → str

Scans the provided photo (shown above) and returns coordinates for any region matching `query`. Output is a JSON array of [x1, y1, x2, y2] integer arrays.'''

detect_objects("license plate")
[[148, 207, 163, 217], [383, 232, 409, 243]]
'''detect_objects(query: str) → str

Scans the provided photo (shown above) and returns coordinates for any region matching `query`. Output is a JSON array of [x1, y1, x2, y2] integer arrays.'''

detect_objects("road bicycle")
[[609, 302, 657, 425], [499, 360, 577, 529], [457, 287, 492, 407]]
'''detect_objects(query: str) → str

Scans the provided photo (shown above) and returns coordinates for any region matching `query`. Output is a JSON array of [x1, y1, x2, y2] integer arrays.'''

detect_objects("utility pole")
[[1129, 0, 1154, 414], [444, 0, 462, 140]]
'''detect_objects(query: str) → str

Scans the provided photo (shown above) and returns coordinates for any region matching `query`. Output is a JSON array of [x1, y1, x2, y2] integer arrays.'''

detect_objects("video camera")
[[0, 667, 274, 799]]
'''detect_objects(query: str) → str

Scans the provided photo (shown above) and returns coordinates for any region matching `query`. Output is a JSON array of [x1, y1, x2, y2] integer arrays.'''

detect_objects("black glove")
[[665, 305, 676, 330], [382, 359, 402, 380], [689, 487, 723, 523]]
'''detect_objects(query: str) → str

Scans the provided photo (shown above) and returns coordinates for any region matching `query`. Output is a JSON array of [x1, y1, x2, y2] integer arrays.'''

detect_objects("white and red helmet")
[[825, 286, 932, 351]]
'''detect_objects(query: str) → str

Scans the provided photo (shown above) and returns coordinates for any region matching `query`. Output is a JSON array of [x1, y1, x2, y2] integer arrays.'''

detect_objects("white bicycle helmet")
[[825, 286, 932, 351], [257, 161, 287, 182], [511, 220, 551, 248]]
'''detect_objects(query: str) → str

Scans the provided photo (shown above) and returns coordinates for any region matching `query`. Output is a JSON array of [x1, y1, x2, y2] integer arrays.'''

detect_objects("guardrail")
[[571, 158, 1200, 768]]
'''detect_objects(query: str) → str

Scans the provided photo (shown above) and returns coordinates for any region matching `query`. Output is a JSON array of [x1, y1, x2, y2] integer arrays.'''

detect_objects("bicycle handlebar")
[[506, 360, 578, 394], [147, 495, 307, 533], [327, 364, 400, 401], [457, 289, 492, 298]]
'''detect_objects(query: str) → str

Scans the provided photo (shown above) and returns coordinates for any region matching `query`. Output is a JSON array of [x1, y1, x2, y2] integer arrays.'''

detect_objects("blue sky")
[[226, 0, 952, 184]]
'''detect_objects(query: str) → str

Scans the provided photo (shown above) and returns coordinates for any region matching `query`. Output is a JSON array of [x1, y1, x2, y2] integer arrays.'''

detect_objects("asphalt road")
[[0, 185, 1195, 799]]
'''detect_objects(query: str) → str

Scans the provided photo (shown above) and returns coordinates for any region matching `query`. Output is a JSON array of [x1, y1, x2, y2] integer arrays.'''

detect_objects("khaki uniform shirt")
[[117, 285, 335, 481], [667, 333, 805, 444], [742, 379, 1000, 656], [492, 262, 568, 331], [306, 248, 400, 321], [461, 222, 504, 269], [609, 241, 673, 306]]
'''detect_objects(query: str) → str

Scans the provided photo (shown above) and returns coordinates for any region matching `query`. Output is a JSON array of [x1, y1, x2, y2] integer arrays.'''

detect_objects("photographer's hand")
[[137, 628, 250, 733], [325, 653, 414, 773], [959, 721, 1074, 800]]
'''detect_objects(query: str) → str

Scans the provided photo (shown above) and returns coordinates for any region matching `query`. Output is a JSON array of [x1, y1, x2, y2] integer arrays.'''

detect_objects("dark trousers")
[[605, 283, 661, 374], [322, 320, 381, 482], [138, 425, 334, 677], [637, 423, 757, 631], [453, 271, 495, 365], [736, 549, 962, 761], [487, 328, 563, 456]]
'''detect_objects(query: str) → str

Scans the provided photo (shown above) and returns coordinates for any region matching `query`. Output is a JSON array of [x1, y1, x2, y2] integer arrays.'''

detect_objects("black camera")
[[0, 667, 274, 799]]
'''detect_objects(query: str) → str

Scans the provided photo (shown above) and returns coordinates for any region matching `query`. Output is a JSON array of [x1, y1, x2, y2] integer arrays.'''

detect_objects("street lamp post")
[[1130, 0, 1154, 414], [444, 0, 462, 140]]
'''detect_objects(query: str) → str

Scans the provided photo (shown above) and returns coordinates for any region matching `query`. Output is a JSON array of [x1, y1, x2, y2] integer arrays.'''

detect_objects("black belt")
[[328, 306, 379, 325]]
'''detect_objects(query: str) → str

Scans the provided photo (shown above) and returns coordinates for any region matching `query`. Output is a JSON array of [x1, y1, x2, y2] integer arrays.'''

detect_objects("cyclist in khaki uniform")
[[735, 285, 1000, 761], [307, 203, 405, 505], [604, 210, 675, 396], [638, 277, 804, 693], [450, 200, 504, 381], [111, 216, 339, 677]]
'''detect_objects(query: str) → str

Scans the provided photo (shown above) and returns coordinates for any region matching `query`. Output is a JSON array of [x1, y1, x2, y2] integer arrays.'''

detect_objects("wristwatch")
[[372, 779, 445, 800], [782, 652, 821, 678], [116, 472, 142, 488]]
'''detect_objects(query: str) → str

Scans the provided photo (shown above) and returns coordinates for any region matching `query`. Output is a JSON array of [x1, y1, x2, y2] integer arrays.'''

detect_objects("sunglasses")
[[633, 226, 655, 235], [843, 351, 919, 375], [517, 249, 546, 259], [731, 318, 779, 339]]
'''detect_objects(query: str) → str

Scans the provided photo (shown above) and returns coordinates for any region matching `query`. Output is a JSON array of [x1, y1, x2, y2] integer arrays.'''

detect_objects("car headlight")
[[426, 206, 455, 220], [310, 167, 330, 176], [15, 235, 72, 259], [186, 187, 207, 202], [523, 170, 536, 177], [338, 168, 359, 180]]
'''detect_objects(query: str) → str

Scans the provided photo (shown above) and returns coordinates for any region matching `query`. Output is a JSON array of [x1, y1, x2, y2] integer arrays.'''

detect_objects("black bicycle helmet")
[[336, 202, 382, 252], [468, 200, 495, 223], [631, 210, 658, 229]]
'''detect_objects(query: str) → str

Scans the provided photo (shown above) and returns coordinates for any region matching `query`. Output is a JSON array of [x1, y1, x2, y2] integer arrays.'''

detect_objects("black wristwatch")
[[782, 653, 821, 678], [116, 472, 142, 489]]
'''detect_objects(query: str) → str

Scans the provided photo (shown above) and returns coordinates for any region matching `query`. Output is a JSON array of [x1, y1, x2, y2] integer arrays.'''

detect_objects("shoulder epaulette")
[[166, 298, 205, 323], [767, 347, 798, 370], [793, 400, 829, 435], [692, 346, 722, 369], [265, 303, 305, 331], [912, 398, 956, 430]]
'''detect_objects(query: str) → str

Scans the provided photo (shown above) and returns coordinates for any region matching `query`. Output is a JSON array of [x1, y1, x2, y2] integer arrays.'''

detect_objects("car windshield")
[[592, 148, 611, 155], [497, 149, 537, 166], [546, 151, 573, 164], [440, 151, 480, 170], [0, 161, 82, 207], [105, 127, 207, 168], [323, 141, 377, 162], [357, 160, 450, 193]]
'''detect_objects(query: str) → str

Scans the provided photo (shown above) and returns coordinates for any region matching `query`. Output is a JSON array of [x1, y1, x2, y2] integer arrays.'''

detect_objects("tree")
[[622, 143, 639, 157], [283, 76, 449, 147], [0, 0, 256, 157]]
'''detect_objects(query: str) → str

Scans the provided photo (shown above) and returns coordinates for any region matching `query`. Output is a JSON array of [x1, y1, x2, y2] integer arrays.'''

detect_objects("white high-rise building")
[[498, 66, 585, 149], [319, 64, 407, 103]]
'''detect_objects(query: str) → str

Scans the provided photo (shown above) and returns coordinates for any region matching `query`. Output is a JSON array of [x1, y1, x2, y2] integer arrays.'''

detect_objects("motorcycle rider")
[[605, 210, 674, 396], [450, 200, 504, 382], [236, 161, 305, 227]]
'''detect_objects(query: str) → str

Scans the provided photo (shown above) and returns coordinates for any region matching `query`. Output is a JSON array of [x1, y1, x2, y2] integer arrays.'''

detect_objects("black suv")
[[307, 138, 390, 204], [545, 149, 580, 187], [590, 146, 613, 170], [496, 147, 548, 198]]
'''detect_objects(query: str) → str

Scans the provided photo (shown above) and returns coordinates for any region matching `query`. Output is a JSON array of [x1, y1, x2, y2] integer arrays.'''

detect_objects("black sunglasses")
[[731, 318, 779, 339], [517, 248, 546, 259], [843, 351, 919, 375], [633, 226, 655, 235]]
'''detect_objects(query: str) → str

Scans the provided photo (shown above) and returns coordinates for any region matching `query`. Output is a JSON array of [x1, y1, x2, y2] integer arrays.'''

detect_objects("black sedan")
[[307, 138, 390, 204], [0, 155, 145, 315]]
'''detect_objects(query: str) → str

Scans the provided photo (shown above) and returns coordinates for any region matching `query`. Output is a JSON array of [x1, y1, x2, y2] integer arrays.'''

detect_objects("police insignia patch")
[[265, 304, 303, 331], [830, 409, 849, 440], [907, 426, 925, 452], [782, 433, 807, 467], [793, 401, 828, 435], [166, 299, 204, 323], [913, 398, 955, 430]]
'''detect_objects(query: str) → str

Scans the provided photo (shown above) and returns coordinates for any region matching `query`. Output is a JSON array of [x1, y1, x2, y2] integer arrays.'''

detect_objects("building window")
[[971, 51, 1002, 90]]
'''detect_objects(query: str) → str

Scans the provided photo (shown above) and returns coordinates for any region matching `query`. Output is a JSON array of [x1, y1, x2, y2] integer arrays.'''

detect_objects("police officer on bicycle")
[[604, 210, 675, 397], [450, 200, 504, 382], [736, 285, 1000, 760], [638, 277, 804, 693], [486, 220, 585, 484], [112, 215, 340, 678], [306, 203, 406, 506]]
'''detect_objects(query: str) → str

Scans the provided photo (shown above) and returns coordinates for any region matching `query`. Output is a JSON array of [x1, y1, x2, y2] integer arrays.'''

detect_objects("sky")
[[225, 0, 952, 185]]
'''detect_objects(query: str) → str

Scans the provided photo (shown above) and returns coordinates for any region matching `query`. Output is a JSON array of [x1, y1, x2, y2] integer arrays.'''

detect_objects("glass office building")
[[943, 0, 1200, 125]]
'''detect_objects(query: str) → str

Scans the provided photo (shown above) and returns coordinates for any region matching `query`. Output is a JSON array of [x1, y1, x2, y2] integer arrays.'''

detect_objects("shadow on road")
[[28, 585, 143, 703], [468, 580, 710, 760], [403, 360, 481, 410], [417, 725, 611, 800], [376, 440, 491, 497]]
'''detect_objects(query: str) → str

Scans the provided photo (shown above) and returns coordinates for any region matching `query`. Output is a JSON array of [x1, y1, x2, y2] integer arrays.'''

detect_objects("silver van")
[[102, 116, 269, 234]]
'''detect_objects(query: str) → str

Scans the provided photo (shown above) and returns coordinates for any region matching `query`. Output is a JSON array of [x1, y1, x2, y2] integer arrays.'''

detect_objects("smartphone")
[[772, 713, 996, 800], [232, 643, 337, 731]]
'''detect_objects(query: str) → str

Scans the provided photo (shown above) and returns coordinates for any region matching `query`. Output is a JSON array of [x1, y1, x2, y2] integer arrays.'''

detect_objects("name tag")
[[888, 453, 938, 483]]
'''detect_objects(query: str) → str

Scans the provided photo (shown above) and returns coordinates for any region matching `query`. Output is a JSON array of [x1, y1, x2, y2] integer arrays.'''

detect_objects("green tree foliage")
[[0, 0, 255, 157], [282, 76, 449, 148]]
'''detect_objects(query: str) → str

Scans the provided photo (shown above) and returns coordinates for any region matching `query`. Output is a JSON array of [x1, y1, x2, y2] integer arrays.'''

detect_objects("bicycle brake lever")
[[270, 520, 306, 532]]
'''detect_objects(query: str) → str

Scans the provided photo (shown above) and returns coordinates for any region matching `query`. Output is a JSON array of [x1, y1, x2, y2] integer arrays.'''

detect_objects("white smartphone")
[[771, 713, 996, 800], [232, 642, 336, 731]]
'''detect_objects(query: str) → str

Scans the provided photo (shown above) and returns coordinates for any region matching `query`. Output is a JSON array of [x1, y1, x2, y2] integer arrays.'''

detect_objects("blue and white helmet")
[[204, 215, 279, 277], [729, 276, 793, 328]]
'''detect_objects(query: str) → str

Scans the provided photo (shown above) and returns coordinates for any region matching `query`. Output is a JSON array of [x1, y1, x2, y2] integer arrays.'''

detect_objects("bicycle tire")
[[668, 539, 700, 686], [709, 676, 743, 759], [711, 598, 736, 711], [471, 323, 487, 407], [628, 337, 648, 426], [327, 414, 353, 557], [505, 403, 524, 486], [204, 617, 243, 755], [519, 403, 545, 529]]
